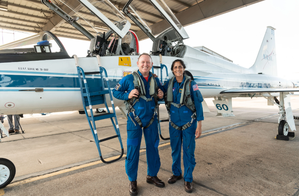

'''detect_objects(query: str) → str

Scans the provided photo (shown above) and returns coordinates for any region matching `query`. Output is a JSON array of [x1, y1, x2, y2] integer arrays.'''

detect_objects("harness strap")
[[144, 111, 156, 129], [180, 77, 189, 104], [165, 74, 196, 113], [170, 121, 192, 131], [169, 112, 197, 131], [140, 95, 153, 102], [128, 106, 157, 129], [132, 71, 146, 95], [125, 70, 159, 129], [170, 102, 182, 108]]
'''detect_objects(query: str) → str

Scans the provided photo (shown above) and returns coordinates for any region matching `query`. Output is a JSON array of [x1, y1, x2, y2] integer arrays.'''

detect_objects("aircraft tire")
[[278, 120, 289, 136], [0, 158, 16, 189]]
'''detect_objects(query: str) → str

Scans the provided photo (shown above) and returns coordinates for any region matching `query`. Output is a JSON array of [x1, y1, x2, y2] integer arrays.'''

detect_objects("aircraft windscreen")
[[57, 0, 106, 35], [84, 0, 128, 24], [128, 4, 152, 34], [154, 0, 183, 30]]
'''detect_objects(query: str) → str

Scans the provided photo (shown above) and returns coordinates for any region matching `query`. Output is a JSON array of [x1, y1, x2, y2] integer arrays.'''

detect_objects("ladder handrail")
[[76, 59, 123, 164], [77, 66, 99, 139], [99, 66, 124, 163]]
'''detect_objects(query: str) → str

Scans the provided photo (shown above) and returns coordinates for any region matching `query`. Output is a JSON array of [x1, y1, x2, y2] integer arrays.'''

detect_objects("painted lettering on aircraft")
[[263, 54, 272, 61], [240, 82, 271, 88], [18, 67, 49, 71]]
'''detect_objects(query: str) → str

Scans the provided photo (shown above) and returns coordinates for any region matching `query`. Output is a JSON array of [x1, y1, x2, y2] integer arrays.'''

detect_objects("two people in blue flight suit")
[[163, 59, 204, 193], [113, 53, 165, 196], [113, 54, 204, 195]]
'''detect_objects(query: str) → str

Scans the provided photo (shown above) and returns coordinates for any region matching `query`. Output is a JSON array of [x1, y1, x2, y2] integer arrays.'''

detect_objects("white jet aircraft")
[[0, 0, 298, 188]]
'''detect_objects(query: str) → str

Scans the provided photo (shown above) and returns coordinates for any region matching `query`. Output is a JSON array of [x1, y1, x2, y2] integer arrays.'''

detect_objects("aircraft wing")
[[220, 88, 299, 94]]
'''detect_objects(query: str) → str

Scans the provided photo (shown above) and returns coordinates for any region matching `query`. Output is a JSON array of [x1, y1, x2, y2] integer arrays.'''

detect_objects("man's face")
[[137, 55, 153, 76]]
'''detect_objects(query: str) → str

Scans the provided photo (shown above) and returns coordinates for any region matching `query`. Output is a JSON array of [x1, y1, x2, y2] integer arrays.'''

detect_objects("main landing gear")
[[0, 158, 16, 189], [273, 94, 296, 141]]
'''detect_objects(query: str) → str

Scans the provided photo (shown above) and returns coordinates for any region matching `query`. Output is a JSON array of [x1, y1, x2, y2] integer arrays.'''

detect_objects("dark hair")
[[171, 59, 186, 72], [138, 53, 152, 61]]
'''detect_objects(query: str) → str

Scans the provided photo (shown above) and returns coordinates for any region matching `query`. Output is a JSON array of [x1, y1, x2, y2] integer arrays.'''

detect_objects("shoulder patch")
[[115, 83, 121, 90], [192, 84, 199, 91]]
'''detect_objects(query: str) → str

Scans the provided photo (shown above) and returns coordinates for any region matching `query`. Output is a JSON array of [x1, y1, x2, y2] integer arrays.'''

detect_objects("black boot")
[[129, 181, 138, 196]]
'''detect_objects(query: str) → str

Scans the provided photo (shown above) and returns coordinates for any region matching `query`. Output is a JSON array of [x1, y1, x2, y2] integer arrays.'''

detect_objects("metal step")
[[99, 135, 118, 143], [83, 90, 109, 97], [84, 71, 100, 75], [91, 113, 115, 121]]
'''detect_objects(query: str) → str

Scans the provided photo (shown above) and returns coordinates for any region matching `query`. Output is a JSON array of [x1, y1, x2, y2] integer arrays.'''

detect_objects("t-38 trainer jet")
[[0, 0, 298, 189]]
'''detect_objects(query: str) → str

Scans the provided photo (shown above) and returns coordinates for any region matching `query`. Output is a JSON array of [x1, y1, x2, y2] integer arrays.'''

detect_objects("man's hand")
[[157, 88, 164, 99], [128, 89, 139, 99]]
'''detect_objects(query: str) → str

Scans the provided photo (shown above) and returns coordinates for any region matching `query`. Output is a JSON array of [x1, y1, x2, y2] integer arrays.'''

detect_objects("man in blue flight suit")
[[113, 53, 165, 196]]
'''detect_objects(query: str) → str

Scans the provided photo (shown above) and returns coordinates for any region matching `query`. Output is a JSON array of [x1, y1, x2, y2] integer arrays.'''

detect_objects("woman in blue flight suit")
[[163, 59, 204, 193]]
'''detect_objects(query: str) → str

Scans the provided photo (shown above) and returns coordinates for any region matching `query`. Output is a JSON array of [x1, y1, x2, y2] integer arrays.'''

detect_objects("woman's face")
[[172, 61, 185, 77]]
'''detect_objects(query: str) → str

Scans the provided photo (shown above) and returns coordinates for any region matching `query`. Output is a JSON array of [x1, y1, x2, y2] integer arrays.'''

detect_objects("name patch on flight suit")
[[115, 83, 121, 90]]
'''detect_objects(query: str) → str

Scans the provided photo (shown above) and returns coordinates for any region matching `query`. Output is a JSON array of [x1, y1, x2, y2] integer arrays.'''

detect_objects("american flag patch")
[[193, 84, 199, 91], [173, 88, 175, 92]]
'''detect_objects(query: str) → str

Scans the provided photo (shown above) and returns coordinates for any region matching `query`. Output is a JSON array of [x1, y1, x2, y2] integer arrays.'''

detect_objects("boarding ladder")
[[152, 55, 170, 140], [75, 55, 124, 163]]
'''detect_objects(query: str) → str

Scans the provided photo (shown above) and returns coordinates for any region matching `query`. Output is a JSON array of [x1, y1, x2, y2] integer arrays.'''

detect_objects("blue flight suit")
[[112, 70, 164, 182], [164, 76, 204, 182]]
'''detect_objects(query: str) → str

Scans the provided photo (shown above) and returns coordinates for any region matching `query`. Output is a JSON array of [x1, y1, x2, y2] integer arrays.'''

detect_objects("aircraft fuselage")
[[0, 46, 293, 115]]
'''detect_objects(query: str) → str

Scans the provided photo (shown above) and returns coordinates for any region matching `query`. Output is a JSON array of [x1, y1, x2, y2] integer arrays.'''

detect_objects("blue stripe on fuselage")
[[0, 74, 79, 88], [0, 73, 121, 91]]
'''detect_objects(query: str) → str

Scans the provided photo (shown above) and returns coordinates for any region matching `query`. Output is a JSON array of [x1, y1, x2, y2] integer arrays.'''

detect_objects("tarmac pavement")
[[1, 97, 299, 196]]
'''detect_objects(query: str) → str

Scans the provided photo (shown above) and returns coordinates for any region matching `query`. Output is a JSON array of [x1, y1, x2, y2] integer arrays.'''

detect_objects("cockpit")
[[122, 0, 189, 57], [0, 0, 190, 61], [0, 31, 70, 63], [40, 0, 189, 58]]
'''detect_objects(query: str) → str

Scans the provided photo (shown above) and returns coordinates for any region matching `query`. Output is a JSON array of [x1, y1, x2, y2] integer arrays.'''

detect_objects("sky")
[[1, 0, 298, 79]]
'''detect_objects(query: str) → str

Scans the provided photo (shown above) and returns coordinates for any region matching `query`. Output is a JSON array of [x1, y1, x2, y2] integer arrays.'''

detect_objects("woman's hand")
[[195, 121, 202, 138]]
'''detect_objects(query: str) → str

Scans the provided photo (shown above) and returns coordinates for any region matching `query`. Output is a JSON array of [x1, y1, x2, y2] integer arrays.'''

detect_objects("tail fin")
[[249, 26, 277, 76]]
